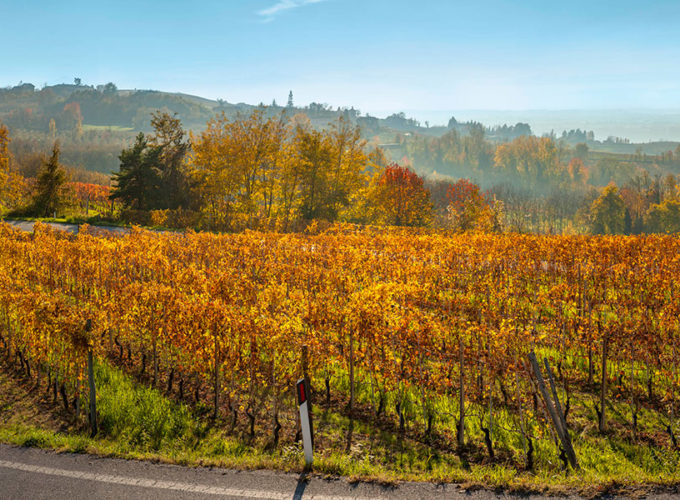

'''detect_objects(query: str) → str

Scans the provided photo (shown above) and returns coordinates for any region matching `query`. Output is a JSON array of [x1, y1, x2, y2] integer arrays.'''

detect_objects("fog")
[[398, 109, 680, 143]]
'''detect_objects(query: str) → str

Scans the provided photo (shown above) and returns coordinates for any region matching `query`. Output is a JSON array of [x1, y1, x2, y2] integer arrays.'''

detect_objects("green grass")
[[2, 360, 680, 495]]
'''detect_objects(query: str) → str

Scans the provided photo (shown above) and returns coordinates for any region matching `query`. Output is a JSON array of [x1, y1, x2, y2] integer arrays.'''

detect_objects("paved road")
[[0, 444, 586, 500], [3, 220, 130, 235]]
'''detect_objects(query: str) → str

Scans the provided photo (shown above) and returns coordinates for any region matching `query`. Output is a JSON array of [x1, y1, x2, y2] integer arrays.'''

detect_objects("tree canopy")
[[590, 184, 626, 234], [110, 112, 192, 211]]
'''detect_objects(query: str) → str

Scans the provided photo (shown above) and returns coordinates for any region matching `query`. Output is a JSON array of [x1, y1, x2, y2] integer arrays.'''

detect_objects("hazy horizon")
[[398, 109, 680, 143]]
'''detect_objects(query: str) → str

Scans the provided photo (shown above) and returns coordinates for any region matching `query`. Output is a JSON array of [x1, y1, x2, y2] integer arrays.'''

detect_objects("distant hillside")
[[2, 81, 678, 179], [0, 81, 530, 139], [0, 82, 224, 131]]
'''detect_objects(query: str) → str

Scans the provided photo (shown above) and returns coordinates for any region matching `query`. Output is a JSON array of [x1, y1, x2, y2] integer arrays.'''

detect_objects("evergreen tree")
[[287, 90, 294, 108], [110, 133, 161, 210], [31, 142, 68, 217], [149, 111, 192, 209], [110, 112, 192, 212]]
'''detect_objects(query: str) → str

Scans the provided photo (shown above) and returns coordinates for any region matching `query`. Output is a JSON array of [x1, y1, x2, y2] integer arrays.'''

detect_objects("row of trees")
[[405, 125, 680, 197], [110, 111, 467, 231], [590, 181, 680, 235], [0, 122, 114, 218], [5, 110, 680, 235]]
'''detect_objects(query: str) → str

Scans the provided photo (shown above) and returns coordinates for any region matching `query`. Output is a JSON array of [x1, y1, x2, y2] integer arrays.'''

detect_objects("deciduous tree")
[[368, 163, 432, 226], [647, 198, 680, 233], [446, 178, 502, 232], [590, 184, 625, 234]]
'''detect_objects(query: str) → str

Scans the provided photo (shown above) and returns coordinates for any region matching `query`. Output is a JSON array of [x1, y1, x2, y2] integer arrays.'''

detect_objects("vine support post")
[[87, 349, 97, 437], [86, 319, 97, 437], [599, 336, 609, 433], [457, 335, 465, 449], [528, 351, 578, 470]]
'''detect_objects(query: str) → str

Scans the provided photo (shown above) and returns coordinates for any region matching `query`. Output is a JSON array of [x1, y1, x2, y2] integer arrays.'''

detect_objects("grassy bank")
[[1, 360, 680, 497]]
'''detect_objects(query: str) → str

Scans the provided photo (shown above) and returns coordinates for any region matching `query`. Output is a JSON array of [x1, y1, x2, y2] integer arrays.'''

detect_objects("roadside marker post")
[[296, 378, 314, 467]]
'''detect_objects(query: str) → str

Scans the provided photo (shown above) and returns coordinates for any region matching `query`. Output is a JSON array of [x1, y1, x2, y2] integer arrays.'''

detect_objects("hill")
[[1, 81, 679, 182]]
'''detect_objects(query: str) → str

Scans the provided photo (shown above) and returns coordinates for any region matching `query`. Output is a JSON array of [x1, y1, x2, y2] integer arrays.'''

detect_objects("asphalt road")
[[3, 220, 130, 235], [0, 444, 587, 500]]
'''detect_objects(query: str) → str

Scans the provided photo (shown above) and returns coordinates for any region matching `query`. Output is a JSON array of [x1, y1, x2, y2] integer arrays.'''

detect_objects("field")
[[1, 221, 680, 494], [80, 124, 135, 132]]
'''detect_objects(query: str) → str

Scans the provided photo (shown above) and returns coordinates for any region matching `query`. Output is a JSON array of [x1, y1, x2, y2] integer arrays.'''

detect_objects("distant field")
[[82, 124, 135, 132]]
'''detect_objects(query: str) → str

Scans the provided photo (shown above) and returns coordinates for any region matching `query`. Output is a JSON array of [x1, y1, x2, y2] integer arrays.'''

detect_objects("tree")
[[567, 157, 586, 185], [0, 122, 31, 213], [110, 133, 161, 210], [368, 163, 432, 226], [287, 91, 294, 108], [191, 109, 288, 229], [574, 143, 589, 161], [149, 111, 192, 209], [110, 112, 192, 212], [324, 117, 368, 219], [590, 184, 625, 234], [74, 77, 82, 86], [646, 199, 680, 233], [446, 178, 502, 232], [494, 136, 562, 187], [288, 117, 368, 223], [31, 142, 69, 217], [291, 125, 335, 221]]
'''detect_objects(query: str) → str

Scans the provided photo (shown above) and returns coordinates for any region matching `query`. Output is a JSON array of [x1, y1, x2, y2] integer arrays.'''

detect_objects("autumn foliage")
[[446, 178, 502, 232], [368, 163, 432, 226]]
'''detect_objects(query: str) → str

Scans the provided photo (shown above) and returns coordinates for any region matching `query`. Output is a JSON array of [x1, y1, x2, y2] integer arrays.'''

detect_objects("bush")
[[119, 209, 151, 226]]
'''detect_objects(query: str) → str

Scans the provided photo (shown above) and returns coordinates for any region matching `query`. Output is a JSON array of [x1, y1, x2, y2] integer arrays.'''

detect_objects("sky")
[[2, 0, 680, 123]]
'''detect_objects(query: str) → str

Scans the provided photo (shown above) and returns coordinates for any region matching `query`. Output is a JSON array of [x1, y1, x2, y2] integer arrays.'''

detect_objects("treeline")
[[0, 123, 116, 217], [107, 110, 680, 235], [109, 111, 440, 231], [4, 109, 680, 235], [9, 128, 130, 176], [0, 82, 214, 131]]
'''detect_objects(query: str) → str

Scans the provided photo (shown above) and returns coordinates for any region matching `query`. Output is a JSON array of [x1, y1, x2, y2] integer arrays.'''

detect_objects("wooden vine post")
[[86, 319, 97, 437], [528, 351, 578, 470]]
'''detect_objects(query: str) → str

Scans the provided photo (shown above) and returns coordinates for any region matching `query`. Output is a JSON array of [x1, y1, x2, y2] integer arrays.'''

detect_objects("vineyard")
[[1, 221, 680, 488]]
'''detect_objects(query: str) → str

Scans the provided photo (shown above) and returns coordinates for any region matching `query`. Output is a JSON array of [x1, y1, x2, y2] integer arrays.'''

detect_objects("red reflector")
[[299, 382, 306, 404]]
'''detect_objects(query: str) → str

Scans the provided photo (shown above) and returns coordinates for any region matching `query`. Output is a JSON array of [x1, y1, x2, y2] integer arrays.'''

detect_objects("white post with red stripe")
[[296, 378, 314, 466]]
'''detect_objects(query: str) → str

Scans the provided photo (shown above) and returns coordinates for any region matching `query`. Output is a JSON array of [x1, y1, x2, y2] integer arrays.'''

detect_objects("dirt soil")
[[0, 363, 71, 432]]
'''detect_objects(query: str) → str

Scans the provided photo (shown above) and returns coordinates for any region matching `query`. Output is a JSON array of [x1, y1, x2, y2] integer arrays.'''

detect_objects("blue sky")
[[1, 0, 680, 120]]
